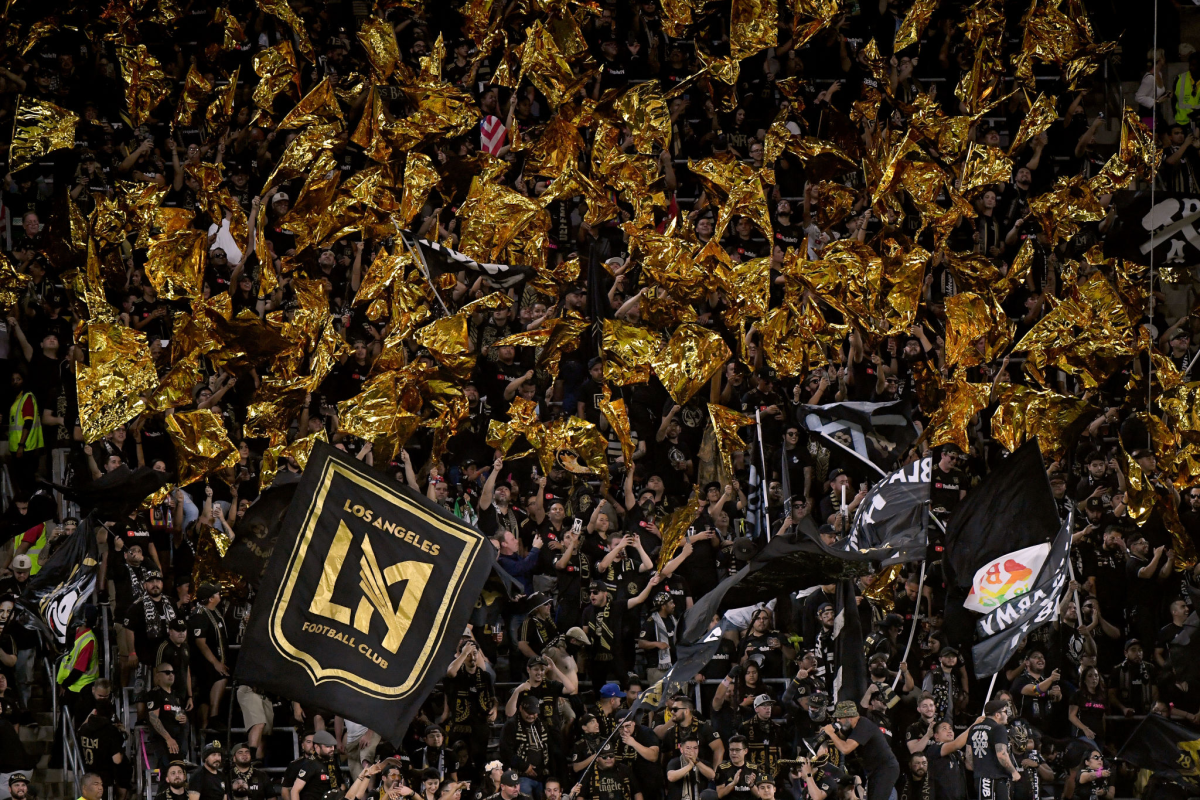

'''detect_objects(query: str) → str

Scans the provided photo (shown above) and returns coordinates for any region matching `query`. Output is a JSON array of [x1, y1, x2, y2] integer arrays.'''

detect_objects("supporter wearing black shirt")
[[109, 544, 151, 617], [143, 663, 187, 772], [122, 570, 177, 664], [78, 700, 125, 790], [655, 696, 726, 768], [965, 702, 1018, 800], [929, 446, 967, 524], [228, 743, 274, 800], [820, 702, 900, 800], [281, 733, 315, 800], [291, 731, 346, 800], [665, 736, 715, 800], [156, 764, 191, 800], [924, 720, 972, 800], [1010, 650, 1061, 730], [189, 747, 230, 800]]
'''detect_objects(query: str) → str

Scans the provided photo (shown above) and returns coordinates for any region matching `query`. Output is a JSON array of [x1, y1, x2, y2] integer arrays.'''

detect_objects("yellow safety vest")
[[1177, 71, 1200, 125], [7, 390, 42, 451], [24, 523, 48, 575], [56, 628, 98, 693]]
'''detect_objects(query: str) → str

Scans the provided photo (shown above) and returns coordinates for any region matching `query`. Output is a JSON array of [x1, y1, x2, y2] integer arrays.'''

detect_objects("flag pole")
[[892, 504, 930, 690], [756, 410, 772, 540], [399, 230, 451, 316], [982, 671, 999, 714]]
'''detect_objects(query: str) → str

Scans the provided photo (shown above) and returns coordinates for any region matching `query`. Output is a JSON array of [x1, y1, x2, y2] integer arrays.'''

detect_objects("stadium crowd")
[[0, 1, 1194, 800]]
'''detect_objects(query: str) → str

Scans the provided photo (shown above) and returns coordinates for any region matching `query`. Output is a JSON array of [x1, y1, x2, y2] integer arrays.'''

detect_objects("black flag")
[[411, 234, 533, 290], [1116, 714, 1200, 786], [44, 465, 170, 521], [236, 443, 495, 744], [942, 440, 1059, 591], [832, 578, 868, 702], [680, 530, 869, 644], [222, 482, 300, 584], [798, 400, 919, 473], [971, 518, 1072, 679], [18, 515, 102, 648], [840, 456, 929, 564]]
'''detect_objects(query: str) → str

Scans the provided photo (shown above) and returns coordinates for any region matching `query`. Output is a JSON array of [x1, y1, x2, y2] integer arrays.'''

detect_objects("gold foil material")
[[0, 258, 31, 316], [76, 323, 159, 442], [279, 77, 344, 129], [926, 378, 990, 451], [863, 563, 903, 611], [414, 314, 475, 379], [398, 153, 440, 228], [602, 319, 663, 385], [206, 67, 241, 126], [119, 45, 172, 127], [614, 82, 672, 156], [991, 385, 1093, 459], [146, 212, 207, 301], [811, 181, 856, 230], [708, 403, 756, 479], [655, 491, 705, 572], [895, 0, 938, 52], [1007, 92, 1057, 156], [167, 410, 240, 489], [730, 0, 777, 60], [517, 21, 592, 109], [337, 372, 421, 463], [358, 15, 402, 79], [192, 522, 248, 600], [255, 0, 314, 61], [175, 64, 213, 129], [652, 323, 731, 406], [944, 291, 1014, 368], [253, 41, 300, 112], [598, 385, 635, 466], [10, 97, 78, 173]]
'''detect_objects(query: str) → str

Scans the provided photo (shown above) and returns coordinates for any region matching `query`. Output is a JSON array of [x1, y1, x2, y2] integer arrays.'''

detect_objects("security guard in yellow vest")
[[1177, 54, 1200, 125], [6, 374, 42, 456], [57, 605, 100, 719]]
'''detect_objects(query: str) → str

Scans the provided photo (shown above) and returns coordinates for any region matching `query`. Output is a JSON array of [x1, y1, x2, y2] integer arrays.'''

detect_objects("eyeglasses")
[[158, 670, 174, 675]]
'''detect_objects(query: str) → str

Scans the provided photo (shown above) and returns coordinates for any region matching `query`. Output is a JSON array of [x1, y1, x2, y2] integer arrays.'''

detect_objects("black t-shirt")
[[189, 607, 227, 671], [187, 767, 228, 800], [122, 596, 177, 656], [115, 517, 155, 556], [227, 767, 272, 800], [1068, 690, 1106, 736], [849, 717, 899, 776], [715, 761, 759, 799], [660, 717, 724, 765], [967, 719, 1009, 780], [78, 715, 124, 782], [143, 687, 186, 741], [514, 678, 565, 728], [925, 741, 967, 800], [930, 467, 966, 517], [294, 756, 346, 800], [582, 761, 638, 800]]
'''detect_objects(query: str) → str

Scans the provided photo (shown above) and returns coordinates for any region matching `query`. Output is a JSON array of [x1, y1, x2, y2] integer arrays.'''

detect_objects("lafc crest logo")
[[268, 461, 486, 698]]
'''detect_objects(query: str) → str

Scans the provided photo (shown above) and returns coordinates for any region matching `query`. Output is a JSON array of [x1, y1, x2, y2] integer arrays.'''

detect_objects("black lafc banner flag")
[[971, 517, 1071, 679], [237, 443, 495, 743], [1116, 714, 1200, 786], [222, 482, 299, 585], [19, 514, 102, 647]]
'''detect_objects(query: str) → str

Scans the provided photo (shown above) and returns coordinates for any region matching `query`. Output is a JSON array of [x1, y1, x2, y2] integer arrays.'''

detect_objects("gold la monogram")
[[308, 521, 434, 654]]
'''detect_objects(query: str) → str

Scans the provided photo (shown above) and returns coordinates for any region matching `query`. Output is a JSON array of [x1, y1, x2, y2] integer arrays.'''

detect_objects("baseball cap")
[[143, 569, 164, 581], [1086, 497, 1104, 510], [196, 583, 220, 602], [231, 742, 252, 756], [753, 694, 774, 708], [588, 580, 612, 593], [7, 774, 28, 787], [565, 626, 591, 645], [1125, 638, 1142, 650], [271, 191, 289, 203], [169, 618, 188, 632], [424, 724, 444, 736], [501, 771, 521, 787], [1131, 448, 1154, 460], [11, 555, 31, 571], [519, 695, 541, 714], [600, 682, 622, 698]]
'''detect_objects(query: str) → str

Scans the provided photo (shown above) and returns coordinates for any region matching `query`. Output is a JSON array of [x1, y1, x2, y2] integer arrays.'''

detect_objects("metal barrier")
[[45, 657, 85, 799]]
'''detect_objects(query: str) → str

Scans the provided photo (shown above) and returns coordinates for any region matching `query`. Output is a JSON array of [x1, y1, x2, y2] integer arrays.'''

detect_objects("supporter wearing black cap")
[[121, 567, 177, 682], [504, 653, 576, 733], [821, 701, 900, 800], [156, 763, 189, 800], [414, 724, 460, 782], [582, 740, 640, 800], [189, 741, 229, 800], [516, 592, 560, 662], [292, 731, 346, 800], [481, 769, 531, 800], [498, 694, 555, 794]]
